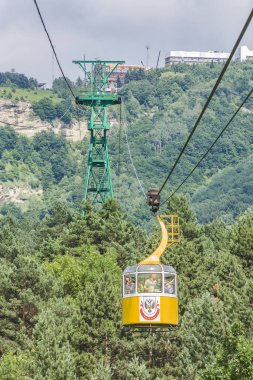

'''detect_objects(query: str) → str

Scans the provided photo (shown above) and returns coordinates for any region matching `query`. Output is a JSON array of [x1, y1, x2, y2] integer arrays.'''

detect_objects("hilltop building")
[[107, 64, 145, 90], [235, 45, 253, 62], [165, 50, 229, 65], [165, 46, 253, 66]]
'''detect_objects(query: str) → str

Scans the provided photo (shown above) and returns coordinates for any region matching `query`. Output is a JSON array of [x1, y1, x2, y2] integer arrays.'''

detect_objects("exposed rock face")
[[0, 99, 87, 141], [0, 184, 43, 206]]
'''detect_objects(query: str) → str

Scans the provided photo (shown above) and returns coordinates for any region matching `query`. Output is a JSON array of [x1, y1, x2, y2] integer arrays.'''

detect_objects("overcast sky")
[[1, 0, 253, 86]]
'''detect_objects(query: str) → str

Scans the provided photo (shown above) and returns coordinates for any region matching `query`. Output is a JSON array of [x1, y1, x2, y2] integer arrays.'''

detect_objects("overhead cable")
[[121, 101, 146, 199], [56, 103, 73, 121], [33, 0, 76, 100], [117, 102, 122, 192], [158, 7, 253, 195], [160, 86, 253, 206]]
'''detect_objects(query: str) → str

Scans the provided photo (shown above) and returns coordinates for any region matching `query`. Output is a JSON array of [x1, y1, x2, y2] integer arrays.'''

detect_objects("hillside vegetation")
[[0, 63, 252, 378], [0, 62, 253, 223], [109, 61, 253, 223], [0, 87, 60, 103], [0, 127, 83, 213], [0, 72, 85, 125]]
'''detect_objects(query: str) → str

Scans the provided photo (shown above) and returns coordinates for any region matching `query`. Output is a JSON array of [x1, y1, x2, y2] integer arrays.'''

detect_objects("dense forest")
[[0, 62, 252, 378], [0, 197, 252, 379]]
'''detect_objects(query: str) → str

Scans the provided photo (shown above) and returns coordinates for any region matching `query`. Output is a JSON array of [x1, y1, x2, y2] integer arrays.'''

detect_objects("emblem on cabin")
[[140, 297, 160, 321]]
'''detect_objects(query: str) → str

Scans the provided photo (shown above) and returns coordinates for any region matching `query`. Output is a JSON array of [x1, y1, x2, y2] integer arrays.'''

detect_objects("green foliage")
[[91, 359, 112, 380], [2, 63, 252, 224], [38, 199, 147, 268], [166, 195, 201, 239], [0, 86, 60, 103], [0, 72, 32, 89], [0, 195, 252, 378], [33, 97, 74, 123], [176, 293, 229, 379], [0, 127, 77, 192], [28, 299, 77, 380], [230, 210, 253, 270], [33, 130, 74, 184], [33, 98, 57, 122], [114, 62, 253, 223], [0, 217, 61, 358], [124, 356, 151, 380], [199, 323, 253, 380], [0, 127, 18, 157], [0, 351, 30, 380], [0, 62, 252, 378], [52, 77, 74, 99], [124, 68, 146, 83]]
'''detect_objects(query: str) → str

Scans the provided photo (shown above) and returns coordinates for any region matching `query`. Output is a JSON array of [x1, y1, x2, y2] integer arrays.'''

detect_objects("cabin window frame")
[[123, 273, 136, 296], [164, 272, 177, 296], [137, 272, 163, 294], [123, 269, 177, 298]]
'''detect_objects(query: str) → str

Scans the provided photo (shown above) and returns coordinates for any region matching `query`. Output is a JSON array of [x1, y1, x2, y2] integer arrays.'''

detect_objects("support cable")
[[117, 103, 122, 192], [33, 0, 76, 100], [158, 7, 253, 195], [160, 85, 253, 207], [75, 103, 82, 140], [55, 103, 73, 122], [121, 101, 146, 199]]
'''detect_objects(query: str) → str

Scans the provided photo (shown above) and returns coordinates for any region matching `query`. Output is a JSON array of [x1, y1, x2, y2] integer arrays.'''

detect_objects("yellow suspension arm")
[[139, 214, 180, 265], [139, 215, 168, 265]]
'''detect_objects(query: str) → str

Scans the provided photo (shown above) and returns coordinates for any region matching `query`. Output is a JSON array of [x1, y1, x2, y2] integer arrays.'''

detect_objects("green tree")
[[33, 98, 57, 121], [28, 299, 77, 380], [91, 359, 112, 380], [230, 210, 253, 271], [176, 293, 229, 379], [125, 356, 151, 380], [199, 323, 253, 380]]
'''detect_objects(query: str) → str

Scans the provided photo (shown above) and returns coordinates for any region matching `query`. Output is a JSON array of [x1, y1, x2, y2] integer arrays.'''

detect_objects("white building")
[[165, 50, 229, 65], [235, 45, 253, 62]]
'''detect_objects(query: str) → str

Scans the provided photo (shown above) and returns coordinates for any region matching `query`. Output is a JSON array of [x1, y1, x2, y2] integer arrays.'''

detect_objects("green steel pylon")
[[73, 59, 125, 204]]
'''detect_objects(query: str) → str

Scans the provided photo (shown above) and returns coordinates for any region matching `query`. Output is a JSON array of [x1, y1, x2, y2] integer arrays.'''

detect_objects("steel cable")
[[158, 7, 253, 195], [117, 103, 122, 192], [160, 86, 253, 207], [33, 0, 76, 100], [121, 100, 146, 199]]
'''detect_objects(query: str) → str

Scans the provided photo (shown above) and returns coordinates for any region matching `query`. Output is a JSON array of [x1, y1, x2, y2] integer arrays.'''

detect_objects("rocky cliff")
[[0, 99, 87, 141], [0, 183, 43, 207]]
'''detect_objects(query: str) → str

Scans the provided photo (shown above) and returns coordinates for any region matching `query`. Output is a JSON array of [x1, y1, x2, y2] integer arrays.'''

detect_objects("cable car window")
[[164, 274, 176, 295], [137, 273, 162, 293], [163, 265, 176, 273], [124, 266, 138, 273], [138, 265, 162, 272], [124, 274, 136, 295]]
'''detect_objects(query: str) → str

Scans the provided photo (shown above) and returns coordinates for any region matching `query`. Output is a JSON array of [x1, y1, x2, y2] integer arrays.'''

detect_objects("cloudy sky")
[[1, 0, 253, 86]]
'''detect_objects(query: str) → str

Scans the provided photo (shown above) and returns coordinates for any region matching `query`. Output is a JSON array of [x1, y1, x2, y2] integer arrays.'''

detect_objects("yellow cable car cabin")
[[122, 214, 180, 329], [122, 264, 178, 327]]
